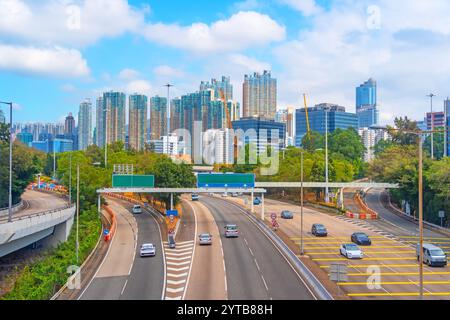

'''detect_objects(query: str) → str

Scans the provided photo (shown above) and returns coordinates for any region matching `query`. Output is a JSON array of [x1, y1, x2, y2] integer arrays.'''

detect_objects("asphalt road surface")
[[200, 196, 316, 300]]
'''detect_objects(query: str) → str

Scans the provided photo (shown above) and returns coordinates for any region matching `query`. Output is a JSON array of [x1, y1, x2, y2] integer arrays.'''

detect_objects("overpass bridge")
[[0, 190, 75, 258]]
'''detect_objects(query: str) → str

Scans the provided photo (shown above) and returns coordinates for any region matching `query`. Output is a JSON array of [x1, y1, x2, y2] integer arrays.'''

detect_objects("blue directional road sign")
[[166, 210, 179, 217]]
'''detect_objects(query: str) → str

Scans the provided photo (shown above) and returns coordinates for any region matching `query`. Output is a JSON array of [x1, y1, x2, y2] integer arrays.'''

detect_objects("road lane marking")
[[166, 287, 185, 293], [120, 279, 128, 296], [167, 272, 189, 278], [291, 236, 391, 240], [166, 260, 191, 266], [165, 256, 192, 261], [182, 200, 197, 301], [167, 266, 190, 272], [167, 279, 187, 285], [307, 251, 415, 255], [303, 245, 410, 249], [261, 274, 269, 292], [320, 264, 420, 269], [348, 292, 450, 297], [295, 240, 397, 244], [347, 271, 450, 276], [339, 281, 450, 286]]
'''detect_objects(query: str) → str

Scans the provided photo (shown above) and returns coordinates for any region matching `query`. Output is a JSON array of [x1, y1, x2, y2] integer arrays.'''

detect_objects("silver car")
[[140, 243, 156, 257], [198, 233, 212, 245]]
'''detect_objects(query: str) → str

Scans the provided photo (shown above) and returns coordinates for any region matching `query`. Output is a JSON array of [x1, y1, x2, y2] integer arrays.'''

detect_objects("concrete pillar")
[[98, 195, 101, 218], [170, 193, 174, 210], [251, 190, 254, 213], [340, 188, 345, 210], [261, 193, 265, 221]]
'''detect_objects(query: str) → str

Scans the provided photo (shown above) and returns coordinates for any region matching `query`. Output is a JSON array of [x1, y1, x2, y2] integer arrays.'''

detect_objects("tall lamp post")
[[165, 84, 174, 136], [1, 101, 13, 223], [300, 151, 304, 255], [324, 106, 329, 203], [427, 93, 435, 159], [371, 125, 446, 299]]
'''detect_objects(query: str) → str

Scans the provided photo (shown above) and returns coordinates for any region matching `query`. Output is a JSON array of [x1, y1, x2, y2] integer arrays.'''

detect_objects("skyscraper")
[[150, 96, 167, 139], [129, 94, 148, 151], [95, 97, 105, 147], [64, 113, 76, 135], [200, 76, 233, 101], [78, 99, 92, 151], [103, 91, 126, 144], [243, 70, 277, 120], [356, 78, 378, 128], [0, 109, 5, 124]]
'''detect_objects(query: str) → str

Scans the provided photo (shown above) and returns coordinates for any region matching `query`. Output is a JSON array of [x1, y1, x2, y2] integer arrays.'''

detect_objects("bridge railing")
[[0, 204, 74, 224]]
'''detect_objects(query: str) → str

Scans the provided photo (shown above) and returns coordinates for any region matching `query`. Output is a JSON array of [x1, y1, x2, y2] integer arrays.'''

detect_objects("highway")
[[225, 195, 450, 300], [79, 198, 165, 300], [0, 190, 68, 223], [199, 196, 316, 300]]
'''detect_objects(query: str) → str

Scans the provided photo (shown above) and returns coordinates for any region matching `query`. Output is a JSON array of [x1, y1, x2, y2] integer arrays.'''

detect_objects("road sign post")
[[439, 211, 445, 227], [329, 263, 348, 298]]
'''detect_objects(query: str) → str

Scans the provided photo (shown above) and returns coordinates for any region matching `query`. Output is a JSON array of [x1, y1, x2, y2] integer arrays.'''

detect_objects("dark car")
[[168, 234, 176, 249], [281, 210, 294, 219], [312, 224, 328, 237], [253, 197, 261, 205], [351, 232, 372, 246]]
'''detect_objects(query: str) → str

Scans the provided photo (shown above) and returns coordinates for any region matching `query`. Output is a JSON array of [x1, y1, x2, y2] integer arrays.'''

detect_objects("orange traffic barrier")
[[102, 204, 116, 241]]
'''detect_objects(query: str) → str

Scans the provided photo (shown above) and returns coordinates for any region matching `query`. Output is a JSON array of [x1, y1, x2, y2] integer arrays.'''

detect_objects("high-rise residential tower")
[[200, 76, 233, 101], [242, 70, 277, 120], [64, 113, 76, 135], [103, 91, 126, 144], [150, 96, 167, 140], [78, 99, 92, 150], [95, 97, 104, 147], [356, 78, 379, 128], [129, 94, 148, 151]]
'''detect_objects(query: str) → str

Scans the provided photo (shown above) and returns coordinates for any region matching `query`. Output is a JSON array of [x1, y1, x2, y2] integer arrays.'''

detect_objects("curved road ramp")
[[0, 190, 74, 258]]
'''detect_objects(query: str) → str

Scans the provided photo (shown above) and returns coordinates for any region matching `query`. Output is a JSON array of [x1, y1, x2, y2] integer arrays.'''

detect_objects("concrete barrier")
[[0, 201, 24, 218]]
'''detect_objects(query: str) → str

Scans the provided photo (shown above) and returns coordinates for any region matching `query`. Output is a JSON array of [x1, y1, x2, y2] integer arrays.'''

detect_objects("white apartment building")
[[358, 127, 389, 162]]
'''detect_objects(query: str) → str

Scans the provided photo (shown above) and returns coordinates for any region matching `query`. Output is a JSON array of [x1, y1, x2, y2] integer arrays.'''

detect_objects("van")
[[168, 235, 176, 249], [416, 243, 447, 267], [132, 205, 142, 214]]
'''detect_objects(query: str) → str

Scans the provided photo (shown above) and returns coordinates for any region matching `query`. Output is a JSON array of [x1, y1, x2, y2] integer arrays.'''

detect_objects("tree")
[[423, 127, 445, 160], [388, 117, 419, 145], [0, 123, 9, 142], [301, 131, 324, 152]]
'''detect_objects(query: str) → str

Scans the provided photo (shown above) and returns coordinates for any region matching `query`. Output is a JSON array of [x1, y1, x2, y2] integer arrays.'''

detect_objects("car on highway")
[[191, 193, 199, 201], [253, 197, 261, 205], [168, 235, 176, 249], [222, 193, 228, 197], [140, 243, 156, 257], [231, 192, 238, 197], [340, 243, 363, 259], [417, 243, 448, 267], [224, 224, 239, 238], [281, 210, 294, 219], [132, 205, 143, 214], [311, 224, 328, 237], [351, 232, 372, 246], [198, 233, 213, 245]]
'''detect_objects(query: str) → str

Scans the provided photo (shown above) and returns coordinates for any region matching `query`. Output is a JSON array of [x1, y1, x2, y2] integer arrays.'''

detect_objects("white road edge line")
[[120, 279, 128, 296], [182, 200, 197, 300], [77, 201, 119, 300]]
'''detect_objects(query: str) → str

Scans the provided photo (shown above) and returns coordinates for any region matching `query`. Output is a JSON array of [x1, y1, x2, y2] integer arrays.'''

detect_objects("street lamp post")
[[1, 101, 13, 223], [69, 153, 72, 205], [427, 93, 435, 159], [370, 125, 447, 300], [300, 151, 304, 255], [324, 107, 329, 203], [76, 164, 80, 265], [165, 84, 174, 136]]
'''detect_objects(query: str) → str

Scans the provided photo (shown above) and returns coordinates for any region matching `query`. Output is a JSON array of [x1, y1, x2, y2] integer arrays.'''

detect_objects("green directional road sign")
[[197, 173, 255, 188], [112, 175, 155, 188]]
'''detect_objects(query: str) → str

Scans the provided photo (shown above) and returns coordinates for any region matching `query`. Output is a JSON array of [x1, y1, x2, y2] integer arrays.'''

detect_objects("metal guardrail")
[[0, 204, 74, 223]]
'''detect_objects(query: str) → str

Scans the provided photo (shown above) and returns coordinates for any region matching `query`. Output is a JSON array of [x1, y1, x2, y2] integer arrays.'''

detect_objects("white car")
[[132, 205, 142, 214], [198, 233, 212, 245], [140, 243, 156, 257], [340, 243, 363, 259]]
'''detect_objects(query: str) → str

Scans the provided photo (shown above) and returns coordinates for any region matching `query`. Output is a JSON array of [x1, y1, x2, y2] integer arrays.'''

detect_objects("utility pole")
[[0, 101, 13, 223], [104, 113, 108, 168], [53, 143, 56, 180], [324, 107, 329, 203], [76, 164, 80, 265], [165, 84, 174, 136], [300, 151, 304, 255], [427, 93, 435, 159], [69, 153, 72, 205], [418, 135, 424, 300]]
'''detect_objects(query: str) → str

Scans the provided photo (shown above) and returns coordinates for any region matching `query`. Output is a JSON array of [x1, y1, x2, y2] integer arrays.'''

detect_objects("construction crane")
[[303, 93, 312, 138], [219, 89, 232, 129]]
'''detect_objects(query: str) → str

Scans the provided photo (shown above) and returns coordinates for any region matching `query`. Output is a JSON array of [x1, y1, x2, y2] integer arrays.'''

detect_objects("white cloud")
[[272, 0, 450, 123], [124, 79, 152, 96], [153, 65, 185, 78], [142, 11, 285, 53], [0, 45, 90, 77], [279, 0, 322, 16], [118, 68, 140, 81], [0, 0, 145, 47], [60, 83, 77, 92], [229, 54, 271, 72]]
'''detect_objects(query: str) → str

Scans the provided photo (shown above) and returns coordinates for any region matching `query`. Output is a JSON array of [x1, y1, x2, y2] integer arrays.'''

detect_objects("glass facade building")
[[356, 78, 378, 129], [78, 99, 92, 151], [243, 71, 277, 120], [445, 99, 450, 157], [295, 103, 358, 146], [103, 91, 126, 144], [150, 95, 167, 140]]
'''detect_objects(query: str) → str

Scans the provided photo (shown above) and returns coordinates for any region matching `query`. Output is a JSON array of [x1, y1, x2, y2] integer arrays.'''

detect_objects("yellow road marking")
[[307, 251, 415, 255], [400, 236, 450, 240], [291, 236, 389, 240], [347, 271, 450, 276], [304, 245, 410, 249], [403, 240, 450, 244], [339, 281, 450, 286], [320, 264, 419, 269], [311, 257, 418, 261], [295, 240, 397, 244], [348, 292, 450, 297]]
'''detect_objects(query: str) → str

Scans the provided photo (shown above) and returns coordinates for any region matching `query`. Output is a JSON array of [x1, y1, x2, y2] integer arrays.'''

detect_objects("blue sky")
[[1, 0, 449, 124]]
